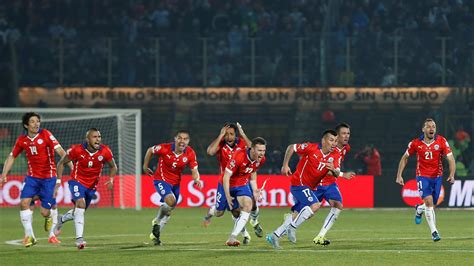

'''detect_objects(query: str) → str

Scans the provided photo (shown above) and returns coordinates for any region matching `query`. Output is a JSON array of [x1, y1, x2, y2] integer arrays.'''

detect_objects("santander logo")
[[401, 179, 444, 206]]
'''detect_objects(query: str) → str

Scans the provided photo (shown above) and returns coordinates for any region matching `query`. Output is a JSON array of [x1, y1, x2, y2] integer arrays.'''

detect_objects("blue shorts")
[[154, 180, 180, 205], [314, 183, 343, 203], [215, 183, 253, 211], [20, 176, 56, 209], [290, 185, 320, 212], [30, 198, 57, 207], [416, 176, 442, 204], [68, 180, 96, 209]]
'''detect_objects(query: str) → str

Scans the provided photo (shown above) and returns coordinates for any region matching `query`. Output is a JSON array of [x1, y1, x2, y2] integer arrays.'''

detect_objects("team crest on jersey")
[[98, 155, 104, 161], [183, 157, 188, 163], [328, 157, 334, 163], [434, 144, 440, 150], [37, 139, 43, 144], [49, 135, 56, 141]]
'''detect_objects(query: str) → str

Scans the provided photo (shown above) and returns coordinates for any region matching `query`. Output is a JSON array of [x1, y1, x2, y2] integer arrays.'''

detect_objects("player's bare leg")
[[423, 196, 440, 241], [20, 198, 37, 247], [314, 200, 341, 246]]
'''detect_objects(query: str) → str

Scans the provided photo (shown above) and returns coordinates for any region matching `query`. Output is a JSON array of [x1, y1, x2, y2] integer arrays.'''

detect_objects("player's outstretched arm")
[[105, 158, 118, 190], [396, 153, 409, 185], [207, 125, 228, 156], [281, 144, 295, 176], [1, 154, 15, 187], [446, 154, 456, 184], [142, 147, 154, 176], [236, 122, 252, 147]]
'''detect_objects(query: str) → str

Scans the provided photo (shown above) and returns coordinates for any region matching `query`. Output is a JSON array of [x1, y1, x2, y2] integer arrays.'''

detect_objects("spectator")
[[354, 145, 382, 177]]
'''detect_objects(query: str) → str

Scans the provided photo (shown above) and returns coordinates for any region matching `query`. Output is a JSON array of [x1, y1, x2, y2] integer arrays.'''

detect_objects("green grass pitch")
[[1, 207, 473, 265]]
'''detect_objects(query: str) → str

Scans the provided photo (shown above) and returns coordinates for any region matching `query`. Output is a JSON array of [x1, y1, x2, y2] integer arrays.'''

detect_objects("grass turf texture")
[[0, 208, 473, 265]]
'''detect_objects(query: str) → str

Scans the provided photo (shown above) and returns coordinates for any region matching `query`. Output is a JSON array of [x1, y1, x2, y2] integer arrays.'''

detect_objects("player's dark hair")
[[335, 122, 350, 133], [224, 123, 239, 135], [22, 112, 41, 130], [175, 129, 190, 137], [423, 118, 435, 127], [251, 137, 267, 147], [322, 129, 338, 139]]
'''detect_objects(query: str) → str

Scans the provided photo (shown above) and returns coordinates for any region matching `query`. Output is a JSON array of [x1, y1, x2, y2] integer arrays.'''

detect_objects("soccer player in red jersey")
[[313, 123, 355, 245], [143, 130, 202, 246], [266, 130, 341, 249], [203, 123, 263, 243], [396, 118, 455, 241], [1, 112, 69, 247], [55, 128, 117, 249], [222, 137, 267, 246]]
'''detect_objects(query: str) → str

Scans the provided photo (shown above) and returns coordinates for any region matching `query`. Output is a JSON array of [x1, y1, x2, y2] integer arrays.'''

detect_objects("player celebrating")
[[266, 130, 341, 249], [143, 130, 202, 246], [312, 123, 355, 246], [203, 123, 263, 242], [1, 112, 68, 247], [55, 128, 117, 249], [396, 118, 455, 241], [222, 137, 267, 246]]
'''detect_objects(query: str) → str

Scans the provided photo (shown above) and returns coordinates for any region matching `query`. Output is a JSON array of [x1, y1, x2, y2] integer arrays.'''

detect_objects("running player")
[[266, 130, 341, 249], [1, 112, 68, 247], [55, 128, 116, 249], [143, 130, 202, 246], [396, 118, 455, 241]]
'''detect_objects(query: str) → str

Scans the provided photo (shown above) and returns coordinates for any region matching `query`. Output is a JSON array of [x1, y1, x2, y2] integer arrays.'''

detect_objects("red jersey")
[[67, 143, 114, 189], [290, 143, 341, 190], [216, 137, 247, 174], [223, 149, 266, 188], [11, 128, 61, 179], [405, 135, 452, 178], [152, 143, 198, 186], [320, 144, 351, 186]]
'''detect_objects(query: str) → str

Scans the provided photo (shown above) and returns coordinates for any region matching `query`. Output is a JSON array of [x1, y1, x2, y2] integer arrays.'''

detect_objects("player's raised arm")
[[142, 146, 155, 176], [207, 125, 228, 156], [236, 122, 252, 147], [1, 154, 16, 187], [446, 154, 456, 184], [396, 152, 410, 185], [281, 144, 295, 176]]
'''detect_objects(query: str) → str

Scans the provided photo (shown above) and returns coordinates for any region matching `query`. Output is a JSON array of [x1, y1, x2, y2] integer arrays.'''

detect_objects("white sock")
[[207, 205, 216, 218], [159, 215, 171, 231], [274, 214, 293, 238], [50, 208, 58, 237], [20, 209, 35, 238], [416, 203, 426, 215], [157, 203, 172, 221], [74, 208, 85, 239], [318, 207, 341, 237], [250, 205, 260, 223], [231, 211, 250, 237], [62, 209, 74, 223], [290, 206, 314, 229], [231, 216, 249, 236], [425, 207, 438, 233]]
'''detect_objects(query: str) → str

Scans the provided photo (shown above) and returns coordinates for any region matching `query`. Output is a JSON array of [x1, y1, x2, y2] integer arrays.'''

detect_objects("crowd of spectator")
[[0, 0, 473, 87]]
